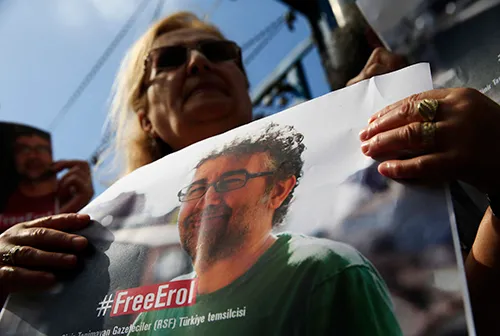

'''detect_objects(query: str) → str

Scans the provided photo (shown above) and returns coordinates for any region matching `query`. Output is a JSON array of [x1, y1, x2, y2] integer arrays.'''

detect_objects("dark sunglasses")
[[144, 40, 241, 72]]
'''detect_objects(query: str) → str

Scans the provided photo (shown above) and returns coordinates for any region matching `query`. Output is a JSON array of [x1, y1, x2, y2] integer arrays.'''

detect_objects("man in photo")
[[134, 123, 402, 335], [0, 126, 93, 232]]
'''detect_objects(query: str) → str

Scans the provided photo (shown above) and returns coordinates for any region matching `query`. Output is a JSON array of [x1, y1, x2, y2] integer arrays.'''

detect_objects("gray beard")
[[195, 224, 249, 272], [183, 205, 253, 271]]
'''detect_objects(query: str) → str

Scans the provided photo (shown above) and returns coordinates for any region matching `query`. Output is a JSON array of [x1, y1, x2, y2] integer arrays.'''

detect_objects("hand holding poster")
[[0, 64, 475, 335]]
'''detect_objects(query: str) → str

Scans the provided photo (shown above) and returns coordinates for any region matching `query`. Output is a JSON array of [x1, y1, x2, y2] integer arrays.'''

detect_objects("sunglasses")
[[144, 40, 241, 72]]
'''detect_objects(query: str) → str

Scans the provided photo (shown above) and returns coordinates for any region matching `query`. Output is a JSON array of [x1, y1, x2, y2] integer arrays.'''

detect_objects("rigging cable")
[[90, 0, 165, 165], [151, 0, 165, 23], [240, 14, 285, 51], [204, 0, 224, 21], [47, 0, 154, 131], [244, 21, 285, 65]]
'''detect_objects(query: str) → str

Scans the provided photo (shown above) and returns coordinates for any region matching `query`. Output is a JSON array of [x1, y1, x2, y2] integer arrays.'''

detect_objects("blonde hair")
[[102, 12, 227, 178]]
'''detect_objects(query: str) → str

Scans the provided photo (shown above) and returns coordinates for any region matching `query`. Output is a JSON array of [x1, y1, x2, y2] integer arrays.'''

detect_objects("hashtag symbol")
[[96, 294, 114, 317]]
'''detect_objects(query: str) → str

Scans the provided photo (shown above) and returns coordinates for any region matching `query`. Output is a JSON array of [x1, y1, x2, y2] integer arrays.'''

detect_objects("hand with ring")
[[359, 88, 500, 194], [0, 214, 90, 297]]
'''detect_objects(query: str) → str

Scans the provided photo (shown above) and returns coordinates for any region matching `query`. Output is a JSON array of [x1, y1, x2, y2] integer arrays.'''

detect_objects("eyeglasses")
[[15, 144, 51, 155], [145, 40, 241, 73], [178, 169, 274, 202]]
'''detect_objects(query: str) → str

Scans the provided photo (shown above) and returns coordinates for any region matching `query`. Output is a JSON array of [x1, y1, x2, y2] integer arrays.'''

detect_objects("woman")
[[1, 11, 499, 334]]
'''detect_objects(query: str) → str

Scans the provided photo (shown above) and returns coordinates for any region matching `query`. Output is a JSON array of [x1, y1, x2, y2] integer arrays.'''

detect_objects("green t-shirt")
[[130, 232, 402, 335]]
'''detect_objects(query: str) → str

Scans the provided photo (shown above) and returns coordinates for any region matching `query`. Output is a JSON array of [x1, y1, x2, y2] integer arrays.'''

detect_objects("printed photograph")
[[0, 65, 472, 336]]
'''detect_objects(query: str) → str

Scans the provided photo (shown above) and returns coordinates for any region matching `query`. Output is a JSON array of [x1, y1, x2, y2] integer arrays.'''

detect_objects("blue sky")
[[0, 0, 330, 195]]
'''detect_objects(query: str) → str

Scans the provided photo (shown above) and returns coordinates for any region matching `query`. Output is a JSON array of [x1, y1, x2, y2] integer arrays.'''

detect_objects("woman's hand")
[[347, 48, 406, 86], [53, 160, 94, 213], [0, 214, 90, 295], [359, 88, 500, 194]]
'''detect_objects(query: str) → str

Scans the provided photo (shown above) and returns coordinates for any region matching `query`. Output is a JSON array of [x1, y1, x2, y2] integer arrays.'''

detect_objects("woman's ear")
[[137, 109, 154, 135]]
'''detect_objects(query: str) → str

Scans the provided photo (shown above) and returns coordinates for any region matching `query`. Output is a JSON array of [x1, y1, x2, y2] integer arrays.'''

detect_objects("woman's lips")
[[188, 86, 226, 98], [184, 79, 230, 101]]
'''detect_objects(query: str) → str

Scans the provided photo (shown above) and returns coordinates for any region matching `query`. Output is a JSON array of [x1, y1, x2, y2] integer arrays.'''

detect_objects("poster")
[[0, 64, 475, 335], [0, 122, 58, 232]]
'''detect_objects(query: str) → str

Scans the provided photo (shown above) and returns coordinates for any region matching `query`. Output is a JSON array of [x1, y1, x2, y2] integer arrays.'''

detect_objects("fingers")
[[58, 175, 94, 214], [368, 89, 451, 123], [347, 48, 406, 86], [377, 152, 457, 180], [361, 122, 429, 158], [347, 64, 390, 86], [58, 165, 92, 193], [366, 47, 406, 70], [0, 266, 56, 293], [52, 160, 91, 174], [57, 162, 94, 213], [59, 172, 90, 196], [361, 99, 423, 141], [26, 213, 90, 231], [0, 214, 91, 296], [2, 245, 78, 269], [9, 227, 88, 251]]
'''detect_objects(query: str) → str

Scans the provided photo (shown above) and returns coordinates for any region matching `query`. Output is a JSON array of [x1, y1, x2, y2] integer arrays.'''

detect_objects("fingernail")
[[76, 214, 90, 220], [361, 141, 370, 155], [378, 162, 391, 176], [63, 254, 77, 263], [359, 128, 368, 141], [72, 236, 88, 249], [368, 116, 376, 123]]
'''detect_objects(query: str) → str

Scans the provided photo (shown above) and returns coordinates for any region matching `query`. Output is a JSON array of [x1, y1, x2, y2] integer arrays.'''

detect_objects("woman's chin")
[[184, 100, 234, 122]]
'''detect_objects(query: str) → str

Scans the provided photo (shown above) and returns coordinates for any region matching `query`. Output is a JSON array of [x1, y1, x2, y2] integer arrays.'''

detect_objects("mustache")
[[183, 204, 232, 228]]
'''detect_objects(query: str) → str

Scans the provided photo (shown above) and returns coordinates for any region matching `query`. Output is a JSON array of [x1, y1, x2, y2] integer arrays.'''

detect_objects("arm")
[[306, 265, 403, 336], [465, 207, 500, 335]]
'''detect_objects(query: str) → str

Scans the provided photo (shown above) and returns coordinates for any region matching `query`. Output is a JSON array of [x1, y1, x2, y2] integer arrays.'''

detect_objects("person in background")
[[0, 11, 499, 334], [0, 128, 94, 233]]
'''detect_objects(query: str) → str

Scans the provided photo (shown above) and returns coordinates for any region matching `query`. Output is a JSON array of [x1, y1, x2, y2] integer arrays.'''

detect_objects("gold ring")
[[417, 99, 439, 121], [421, 122, 437, 147], [1, 245, 21, 266]]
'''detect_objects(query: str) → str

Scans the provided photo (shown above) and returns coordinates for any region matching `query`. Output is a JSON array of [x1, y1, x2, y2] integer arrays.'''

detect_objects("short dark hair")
[[13, 125, 51, 143], [12, 125, 52, 154], [195, 122, 306, 227]]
